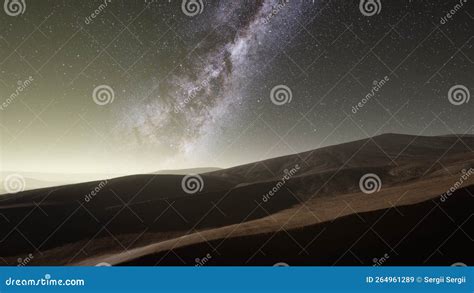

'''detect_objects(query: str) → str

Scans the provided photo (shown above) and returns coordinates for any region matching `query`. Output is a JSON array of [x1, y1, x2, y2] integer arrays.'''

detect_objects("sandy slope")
[[1, 134, 473, 265], [75, 175, 474, 266]]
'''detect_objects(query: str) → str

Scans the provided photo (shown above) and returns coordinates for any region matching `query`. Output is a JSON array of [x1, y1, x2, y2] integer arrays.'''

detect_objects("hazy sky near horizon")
[[0, 0, 473, 175]]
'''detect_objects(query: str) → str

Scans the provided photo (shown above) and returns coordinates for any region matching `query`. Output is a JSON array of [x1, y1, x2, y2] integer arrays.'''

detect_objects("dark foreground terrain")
[[122, 187, 472, 266], [0, 134, 473, 266]]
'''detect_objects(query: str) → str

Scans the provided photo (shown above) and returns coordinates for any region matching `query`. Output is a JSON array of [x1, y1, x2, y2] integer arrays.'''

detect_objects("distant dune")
[[0, 134, 473, 266], [0, 177, 66, 195], [0, 172, 124, 194], [153, 167, 222, 175]]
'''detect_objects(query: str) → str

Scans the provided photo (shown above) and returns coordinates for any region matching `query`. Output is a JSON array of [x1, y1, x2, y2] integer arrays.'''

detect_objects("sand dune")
[[153, 167, 222, 175], [1, 134, 473, 266]]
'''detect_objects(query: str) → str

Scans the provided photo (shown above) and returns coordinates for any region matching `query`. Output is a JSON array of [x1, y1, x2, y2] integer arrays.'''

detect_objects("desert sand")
[[1, 134, 473, 266]]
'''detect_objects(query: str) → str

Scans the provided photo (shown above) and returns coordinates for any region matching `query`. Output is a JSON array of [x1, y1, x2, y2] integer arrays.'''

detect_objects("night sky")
[[0, 0, 472, 175]]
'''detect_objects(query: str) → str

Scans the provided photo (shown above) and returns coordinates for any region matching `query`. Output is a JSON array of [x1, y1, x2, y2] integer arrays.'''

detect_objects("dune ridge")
[[1, 133, 473, 266]]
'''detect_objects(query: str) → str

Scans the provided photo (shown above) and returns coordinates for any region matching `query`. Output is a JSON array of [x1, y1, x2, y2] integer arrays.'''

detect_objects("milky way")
[[116, 0, 309, 168], [0, 0, 472, 174]]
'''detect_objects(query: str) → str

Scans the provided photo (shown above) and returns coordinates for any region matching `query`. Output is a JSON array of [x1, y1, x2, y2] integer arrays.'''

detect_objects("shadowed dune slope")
[[120, 186, 474, 266], [0, 134, 473, 265]]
